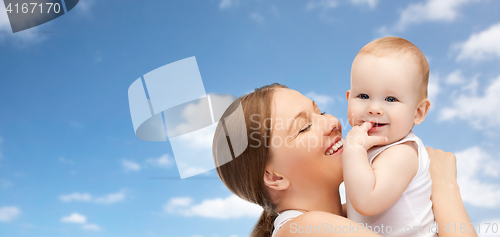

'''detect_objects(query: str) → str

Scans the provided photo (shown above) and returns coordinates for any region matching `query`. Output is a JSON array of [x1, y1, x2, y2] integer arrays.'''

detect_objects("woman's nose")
[[322, 114, 341, 135]]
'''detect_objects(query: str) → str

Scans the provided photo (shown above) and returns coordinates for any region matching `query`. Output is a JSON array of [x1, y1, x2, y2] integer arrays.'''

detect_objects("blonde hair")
[[357, 36, 429, 99]]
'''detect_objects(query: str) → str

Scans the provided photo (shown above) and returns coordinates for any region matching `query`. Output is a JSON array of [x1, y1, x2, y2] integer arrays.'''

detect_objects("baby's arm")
[[343, 122, 418, 216]]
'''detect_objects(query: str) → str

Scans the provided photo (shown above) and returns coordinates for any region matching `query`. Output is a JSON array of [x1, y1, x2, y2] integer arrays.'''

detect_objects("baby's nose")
[[367, 105, 383, 115]]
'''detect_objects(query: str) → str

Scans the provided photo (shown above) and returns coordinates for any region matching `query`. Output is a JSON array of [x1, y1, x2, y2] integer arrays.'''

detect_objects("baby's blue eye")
[[359, 94, 369, 99], [386, 96, 398, 102]]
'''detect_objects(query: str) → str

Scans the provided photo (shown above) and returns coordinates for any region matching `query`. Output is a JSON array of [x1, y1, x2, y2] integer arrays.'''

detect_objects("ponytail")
[[251, 209, 278, 237]]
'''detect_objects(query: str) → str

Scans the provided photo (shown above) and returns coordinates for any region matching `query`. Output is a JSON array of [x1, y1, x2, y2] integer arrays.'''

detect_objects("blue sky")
[[1, 0, 500, 236]]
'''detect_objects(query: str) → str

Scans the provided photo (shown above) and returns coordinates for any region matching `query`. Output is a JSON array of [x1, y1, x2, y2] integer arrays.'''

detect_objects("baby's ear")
[[346, 90, 350, 101], [414, 98, 431, 125]]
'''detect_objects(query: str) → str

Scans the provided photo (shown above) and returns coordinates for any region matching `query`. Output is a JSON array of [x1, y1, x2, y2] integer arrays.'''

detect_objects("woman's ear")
[[263, 165, 290, 191], [346, 90, 350, 102], [414, 98, 431, 125]]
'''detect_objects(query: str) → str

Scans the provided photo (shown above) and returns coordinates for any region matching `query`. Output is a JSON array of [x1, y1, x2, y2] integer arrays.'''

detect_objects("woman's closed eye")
[[299, 123, 312, 134]]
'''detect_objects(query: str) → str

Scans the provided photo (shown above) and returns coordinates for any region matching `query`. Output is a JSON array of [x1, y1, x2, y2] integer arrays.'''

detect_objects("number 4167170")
[[5, 2, 62, 14], [443, 223, 499, 234]]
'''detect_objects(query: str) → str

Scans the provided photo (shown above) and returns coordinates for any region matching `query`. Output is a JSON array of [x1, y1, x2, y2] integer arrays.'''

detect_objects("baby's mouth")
[[368, 122, 388, 132], [371, 122, 388, 127]]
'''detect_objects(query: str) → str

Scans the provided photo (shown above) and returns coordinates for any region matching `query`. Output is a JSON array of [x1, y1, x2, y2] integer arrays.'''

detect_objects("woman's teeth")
[[326, 138, 344, 155]]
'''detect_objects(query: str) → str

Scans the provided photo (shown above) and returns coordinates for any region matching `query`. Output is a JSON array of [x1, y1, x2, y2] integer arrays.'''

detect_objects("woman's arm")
[[427, 147, 478, 237]]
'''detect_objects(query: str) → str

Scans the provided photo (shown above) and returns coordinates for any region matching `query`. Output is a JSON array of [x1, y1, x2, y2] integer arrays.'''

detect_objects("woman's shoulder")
[[275, 211, 381, 237]]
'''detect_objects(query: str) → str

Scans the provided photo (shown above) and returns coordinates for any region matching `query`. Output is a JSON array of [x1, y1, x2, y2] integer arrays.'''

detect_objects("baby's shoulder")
[[385, 140, 417, 154], [372, 141, 418, 165]]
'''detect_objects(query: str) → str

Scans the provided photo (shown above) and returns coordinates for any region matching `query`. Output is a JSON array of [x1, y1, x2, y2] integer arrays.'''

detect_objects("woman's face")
[[269, 89, 344, 188]]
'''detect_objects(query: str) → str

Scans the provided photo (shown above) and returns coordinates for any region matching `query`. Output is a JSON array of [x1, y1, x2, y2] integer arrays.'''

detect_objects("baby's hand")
[[345, 122, 388, 151]]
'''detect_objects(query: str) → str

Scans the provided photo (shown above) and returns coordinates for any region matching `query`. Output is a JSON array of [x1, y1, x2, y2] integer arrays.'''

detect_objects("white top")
[[346, 131, 437, 237], [271, 210, 304, 237]]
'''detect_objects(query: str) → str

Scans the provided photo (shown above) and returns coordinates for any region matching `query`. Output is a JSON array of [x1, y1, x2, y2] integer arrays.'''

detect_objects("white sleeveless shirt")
[[271, 210, 304, 237], [346, 131, 437, 237]]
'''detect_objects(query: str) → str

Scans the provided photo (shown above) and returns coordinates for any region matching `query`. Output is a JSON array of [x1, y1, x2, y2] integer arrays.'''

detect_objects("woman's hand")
[[426, 147, 459, 191], [426, 147, 478, 237]]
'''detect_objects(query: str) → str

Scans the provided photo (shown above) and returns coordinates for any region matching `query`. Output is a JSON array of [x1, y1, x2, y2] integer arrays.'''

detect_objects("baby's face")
[[347, 54, 423, 144]]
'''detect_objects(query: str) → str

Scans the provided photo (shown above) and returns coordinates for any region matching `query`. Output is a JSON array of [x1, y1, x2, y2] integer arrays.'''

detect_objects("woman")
[[213, 83, 476, 237]]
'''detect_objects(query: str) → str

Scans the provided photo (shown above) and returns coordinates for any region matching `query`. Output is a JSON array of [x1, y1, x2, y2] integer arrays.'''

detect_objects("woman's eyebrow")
[[288, 100, 315, 132]]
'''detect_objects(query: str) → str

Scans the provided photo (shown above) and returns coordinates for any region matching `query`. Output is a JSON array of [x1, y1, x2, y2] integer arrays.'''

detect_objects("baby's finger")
[[365, 136, 388, 149], [360, 121, 373, 131]]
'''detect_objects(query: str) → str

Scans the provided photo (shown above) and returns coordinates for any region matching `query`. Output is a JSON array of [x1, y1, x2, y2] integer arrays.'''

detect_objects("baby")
[[343, 36, 436, 237]]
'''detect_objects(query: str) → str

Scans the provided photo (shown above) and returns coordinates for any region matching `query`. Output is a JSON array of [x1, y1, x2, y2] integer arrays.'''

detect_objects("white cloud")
[[305, 92, 334, 110], [122, 160, 141, 172], [146, 154, 173, 169], [171, 123, 218, 178], [164, 195, 262, 219], [306, 0, 339, 11], [61, 213, 87, 224], [60, 193, 93, 202], [82, 223, 102, 231], [169, 99, 212, 137], [165, 197, 193, 210], [350, 0, 379, 9], [445, 69, 466, 85], [177, 119, 217, 150], [61, 213, 103, 231], [249, 12, 265, 24], [455, 22, 500, 61], [94, 190, 125, 204], [386, 0, 478, 32], [177, 162, 211, 178], [428, 73, 441, 106], [0, 206, 20, 222], [456, 147, 500, 208], [439, 75, 500, 130], [219, 0, 239, 10], [59, 157, 75, 164], [59, 190, 125, 204], [168, 94, 234, 137]]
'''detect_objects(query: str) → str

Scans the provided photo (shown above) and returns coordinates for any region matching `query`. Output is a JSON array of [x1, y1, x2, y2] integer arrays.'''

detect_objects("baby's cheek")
[[346, 105, 358, 126]]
